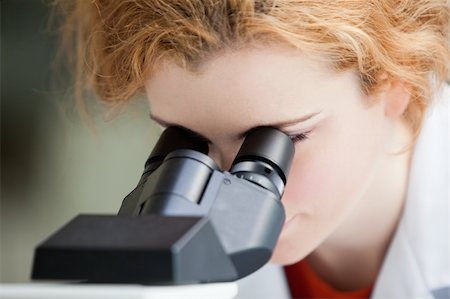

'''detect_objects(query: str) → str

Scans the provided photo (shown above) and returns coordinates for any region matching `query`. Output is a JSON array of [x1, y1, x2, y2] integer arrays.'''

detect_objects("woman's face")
[[144, 46, 389, 265]]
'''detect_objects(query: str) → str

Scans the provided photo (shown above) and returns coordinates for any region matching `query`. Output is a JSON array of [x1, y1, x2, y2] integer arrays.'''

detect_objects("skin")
[[144, 46, 413, 291]]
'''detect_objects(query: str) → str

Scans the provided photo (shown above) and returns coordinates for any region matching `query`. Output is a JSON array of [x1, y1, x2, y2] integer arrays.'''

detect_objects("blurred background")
[[1, 0, 160, 282]]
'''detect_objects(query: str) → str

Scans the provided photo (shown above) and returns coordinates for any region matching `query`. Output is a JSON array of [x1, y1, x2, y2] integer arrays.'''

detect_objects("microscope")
[[31, 126, 295, 285]]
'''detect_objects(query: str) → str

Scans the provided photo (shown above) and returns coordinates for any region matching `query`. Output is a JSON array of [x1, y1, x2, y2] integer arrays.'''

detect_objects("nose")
[[207, 143, 242, 171]]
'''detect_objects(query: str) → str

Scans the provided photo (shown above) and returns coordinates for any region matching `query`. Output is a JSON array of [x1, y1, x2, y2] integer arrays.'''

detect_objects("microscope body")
[[31, 127, 294, 284]]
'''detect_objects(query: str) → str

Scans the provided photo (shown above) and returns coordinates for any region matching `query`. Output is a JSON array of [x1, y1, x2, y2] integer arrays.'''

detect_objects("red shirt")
[[284, 260, 374, 299]]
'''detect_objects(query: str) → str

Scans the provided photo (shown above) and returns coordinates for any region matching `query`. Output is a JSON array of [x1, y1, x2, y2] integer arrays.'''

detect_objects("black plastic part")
[[118, 150, 219, 216], [32, 215, 238, 284], [143, 151, 215, 209], [144, 127, 209, 173], [231, 127, 295, 183]]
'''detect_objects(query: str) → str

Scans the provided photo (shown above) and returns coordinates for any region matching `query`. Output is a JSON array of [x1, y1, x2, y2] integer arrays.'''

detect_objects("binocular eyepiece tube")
[[230, 127, 294, 197], [137, 126, 294, 212]]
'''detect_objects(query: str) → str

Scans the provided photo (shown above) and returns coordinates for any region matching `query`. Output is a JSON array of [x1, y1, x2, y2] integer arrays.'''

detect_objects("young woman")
[[57, 1, 449, 298]]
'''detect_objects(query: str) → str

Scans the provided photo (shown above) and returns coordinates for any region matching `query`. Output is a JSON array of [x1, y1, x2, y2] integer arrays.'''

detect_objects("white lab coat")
[[236, 84, 450, 299]]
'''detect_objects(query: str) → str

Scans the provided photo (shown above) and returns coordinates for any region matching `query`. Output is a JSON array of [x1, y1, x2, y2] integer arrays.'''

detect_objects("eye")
[[289, 131, 312, 144]]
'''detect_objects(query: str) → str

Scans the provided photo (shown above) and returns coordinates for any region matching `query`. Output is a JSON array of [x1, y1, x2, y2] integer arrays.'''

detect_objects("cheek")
[[282, 154, 332, 217], [282, 109, 385, 220], [282, 145, 376, 221], [272, 110, 386, 264]]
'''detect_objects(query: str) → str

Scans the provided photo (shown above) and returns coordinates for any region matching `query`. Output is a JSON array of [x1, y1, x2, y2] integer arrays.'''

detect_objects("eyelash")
[[288, 131, 312, 144]]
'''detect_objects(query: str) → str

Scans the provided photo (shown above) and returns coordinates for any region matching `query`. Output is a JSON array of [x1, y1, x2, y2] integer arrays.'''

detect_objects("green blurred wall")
[[1, 0, 160, 282]]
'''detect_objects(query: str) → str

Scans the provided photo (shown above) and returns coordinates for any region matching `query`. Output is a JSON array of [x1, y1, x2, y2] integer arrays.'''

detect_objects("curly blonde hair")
[[55, 0, 449, 134]]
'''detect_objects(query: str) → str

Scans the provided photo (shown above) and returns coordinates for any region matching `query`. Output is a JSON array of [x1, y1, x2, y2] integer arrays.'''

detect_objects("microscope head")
[[32, 126, 295, 284]]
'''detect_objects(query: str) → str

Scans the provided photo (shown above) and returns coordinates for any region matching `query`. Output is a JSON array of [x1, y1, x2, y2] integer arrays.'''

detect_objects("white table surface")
[[0, 282, 238, 299]]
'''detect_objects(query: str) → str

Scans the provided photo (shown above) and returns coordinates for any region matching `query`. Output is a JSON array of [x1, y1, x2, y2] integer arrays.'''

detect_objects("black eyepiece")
[[232, 127, 294, 183], [144, 126, 209, 173], [230, 127, 295, 196]]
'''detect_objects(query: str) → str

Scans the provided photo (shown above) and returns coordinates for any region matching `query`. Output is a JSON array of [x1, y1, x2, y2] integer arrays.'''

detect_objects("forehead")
[[144, 46, 358, 129]]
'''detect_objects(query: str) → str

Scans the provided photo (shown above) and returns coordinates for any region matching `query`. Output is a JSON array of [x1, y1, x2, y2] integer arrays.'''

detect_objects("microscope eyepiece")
[[144, 126, 209, 173], [230, 127, 295, 196]]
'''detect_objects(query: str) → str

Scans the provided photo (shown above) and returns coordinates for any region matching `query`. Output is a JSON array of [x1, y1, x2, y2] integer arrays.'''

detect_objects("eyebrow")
[[149, 111, 321, 143]]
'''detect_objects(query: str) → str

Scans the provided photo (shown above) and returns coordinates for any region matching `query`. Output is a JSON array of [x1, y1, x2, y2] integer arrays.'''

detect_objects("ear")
[[382, 80, 411, 119]]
